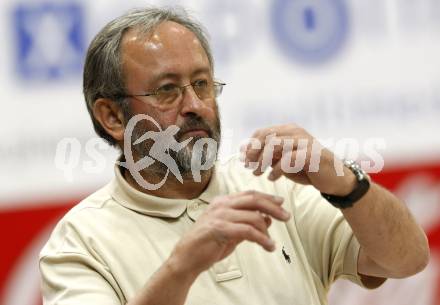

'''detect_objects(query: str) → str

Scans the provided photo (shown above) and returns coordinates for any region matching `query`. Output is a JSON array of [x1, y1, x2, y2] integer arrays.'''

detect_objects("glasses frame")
[[117, 81, 226, 105]]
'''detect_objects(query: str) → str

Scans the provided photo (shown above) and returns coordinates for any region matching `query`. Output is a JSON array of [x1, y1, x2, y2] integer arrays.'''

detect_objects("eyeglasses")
[[118, 80, 226, 107]]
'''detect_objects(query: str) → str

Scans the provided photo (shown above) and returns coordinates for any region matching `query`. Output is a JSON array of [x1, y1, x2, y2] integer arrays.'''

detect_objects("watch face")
[[343, 159, 367, 181]]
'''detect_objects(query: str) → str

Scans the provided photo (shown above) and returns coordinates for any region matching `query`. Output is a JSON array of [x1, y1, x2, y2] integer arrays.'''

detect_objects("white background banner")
[[0, 1, 439, 304]]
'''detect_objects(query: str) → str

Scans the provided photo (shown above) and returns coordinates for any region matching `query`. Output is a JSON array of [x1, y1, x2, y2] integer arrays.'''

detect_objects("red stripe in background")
[[371, 162, 440, 190], [428, 223, 440, 305], [0, 200, 76, 304]]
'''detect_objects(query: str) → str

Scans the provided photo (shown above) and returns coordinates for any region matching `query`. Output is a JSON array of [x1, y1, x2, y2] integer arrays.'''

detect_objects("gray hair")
[[83, 7, 214, 146]]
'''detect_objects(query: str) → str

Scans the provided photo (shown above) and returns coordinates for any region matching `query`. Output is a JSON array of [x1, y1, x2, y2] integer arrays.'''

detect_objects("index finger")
[[230, 190, 284, 206], [228, 191, 290, 221]]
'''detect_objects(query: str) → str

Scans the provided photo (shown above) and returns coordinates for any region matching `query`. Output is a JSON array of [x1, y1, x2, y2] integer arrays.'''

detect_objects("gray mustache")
[[176, 117, 213, 139]]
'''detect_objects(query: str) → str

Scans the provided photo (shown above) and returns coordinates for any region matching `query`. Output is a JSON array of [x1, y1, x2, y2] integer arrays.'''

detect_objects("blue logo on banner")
[[271, 0, 348, 64], [201, 0, 259, 65], [13, 3, 85, 80]]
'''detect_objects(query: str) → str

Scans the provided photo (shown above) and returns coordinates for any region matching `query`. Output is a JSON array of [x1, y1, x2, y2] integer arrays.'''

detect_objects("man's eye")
[[157, 83, 178, 93], [193, 79, 208, 88]]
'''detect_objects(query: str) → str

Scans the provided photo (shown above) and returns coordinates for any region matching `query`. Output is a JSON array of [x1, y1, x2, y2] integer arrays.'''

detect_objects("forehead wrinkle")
[[121, 22, 211, 86], [123, 25, 203, 63], [130, 21, 201, 52]]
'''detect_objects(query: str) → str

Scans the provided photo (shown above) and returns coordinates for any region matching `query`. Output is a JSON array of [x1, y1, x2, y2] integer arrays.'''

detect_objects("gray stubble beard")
[[131, 114, 221, 181]]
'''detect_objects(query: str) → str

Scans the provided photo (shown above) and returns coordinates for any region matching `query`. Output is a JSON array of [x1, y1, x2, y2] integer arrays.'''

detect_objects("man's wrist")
[[166, 247, 201, 283], [327, 167, 358, 196], [321, 159, 371, 209]]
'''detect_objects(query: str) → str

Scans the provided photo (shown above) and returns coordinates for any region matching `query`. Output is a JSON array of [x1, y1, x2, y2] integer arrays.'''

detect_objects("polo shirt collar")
[[109, 162, 225, 218]]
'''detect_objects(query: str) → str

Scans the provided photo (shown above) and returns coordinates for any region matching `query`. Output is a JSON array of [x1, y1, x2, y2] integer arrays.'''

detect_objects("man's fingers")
[[252, 148, 266, 175], [228, 190, 284, 204], [223, 222, 276, 252], [207, 190, 290, 256], [252, 135, 279, 176], [244, 135, 300, 176], [228, 192, 290, 221], [268, 160, 284, 181], [243, 138, 264, 170], [268, 150, 312, 184], [243, 128, 279, 169], [219, 209, 271, 235], [264, 215, 272, 227]]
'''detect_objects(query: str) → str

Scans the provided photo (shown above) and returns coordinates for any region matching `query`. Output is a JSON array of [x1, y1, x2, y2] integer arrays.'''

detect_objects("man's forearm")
[[341, 182, 430, 278], [127, 253, 198, 305]]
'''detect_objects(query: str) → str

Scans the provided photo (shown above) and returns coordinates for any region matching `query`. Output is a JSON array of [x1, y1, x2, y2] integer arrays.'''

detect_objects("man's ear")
[[93, 98, 126, 142]]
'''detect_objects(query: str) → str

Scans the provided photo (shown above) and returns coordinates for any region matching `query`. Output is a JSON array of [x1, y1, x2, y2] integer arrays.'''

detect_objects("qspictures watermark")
[[54, 115, 386, 189]]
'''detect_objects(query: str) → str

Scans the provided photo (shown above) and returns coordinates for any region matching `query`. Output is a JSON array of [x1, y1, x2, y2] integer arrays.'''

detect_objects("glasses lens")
[[156, 84, 180, 104], [191, 80, 211, 100]]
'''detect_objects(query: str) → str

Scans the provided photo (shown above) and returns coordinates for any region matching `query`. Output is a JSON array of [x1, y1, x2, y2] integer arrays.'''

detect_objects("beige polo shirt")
[[40, 156, 365, 305]]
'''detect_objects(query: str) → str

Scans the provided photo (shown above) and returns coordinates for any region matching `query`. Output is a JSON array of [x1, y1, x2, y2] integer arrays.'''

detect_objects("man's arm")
[[242, 124, 430, 281], [126, 254, 197, 305], [340, 181, 429, 279]]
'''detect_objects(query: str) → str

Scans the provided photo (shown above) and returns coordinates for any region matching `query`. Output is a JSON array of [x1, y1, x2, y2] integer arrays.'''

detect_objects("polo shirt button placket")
[[185, 200, 243, 282], [186, 200, 203, 222]]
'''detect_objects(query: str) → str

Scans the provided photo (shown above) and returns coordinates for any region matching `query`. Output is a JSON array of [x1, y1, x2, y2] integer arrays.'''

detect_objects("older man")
[[39, 7, 429, 305]]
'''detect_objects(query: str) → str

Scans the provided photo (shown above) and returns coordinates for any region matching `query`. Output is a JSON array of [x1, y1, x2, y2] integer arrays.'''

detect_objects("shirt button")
[[187, 201, 197, 211]]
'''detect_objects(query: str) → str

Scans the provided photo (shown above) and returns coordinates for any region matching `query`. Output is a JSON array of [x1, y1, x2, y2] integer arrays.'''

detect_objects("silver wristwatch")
[[321, 159, 371, 209]]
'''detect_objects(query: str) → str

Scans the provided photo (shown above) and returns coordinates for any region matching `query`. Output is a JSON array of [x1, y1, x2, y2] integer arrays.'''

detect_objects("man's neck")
[[123, 166, 213, 200]]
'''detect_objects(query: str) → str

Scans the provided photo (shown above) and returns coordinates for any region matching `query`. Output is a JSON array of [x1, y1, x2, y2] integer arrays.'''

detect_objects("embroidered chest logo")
[[282, 246, 291, 264]]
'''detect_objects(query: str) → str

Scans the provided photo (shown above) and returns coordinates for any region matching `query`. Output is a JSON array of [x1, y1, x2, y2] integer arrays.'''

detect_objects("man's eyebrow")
[[150, 72, 179, 83], [191, 67, 211, 76], [150, 67, 212, 83]]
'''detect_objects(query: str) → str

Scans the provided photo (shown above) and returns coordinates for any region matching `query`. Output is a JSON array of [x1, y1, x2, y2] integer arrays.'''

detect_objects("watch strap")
[[321, 160, 370, 209]]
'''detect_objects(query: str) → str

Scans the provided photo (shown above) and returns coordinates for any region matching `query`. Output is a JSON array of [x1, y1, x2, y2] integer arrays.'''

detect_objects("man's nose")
[[180, 85, 206, 116]]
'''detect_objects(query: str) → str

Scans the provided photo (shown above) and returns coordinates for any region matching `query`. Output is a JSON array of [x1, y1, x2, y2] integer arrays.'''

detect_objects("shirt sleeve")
[[40, 251, 124, 305], [291, 184, 365, 290]]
